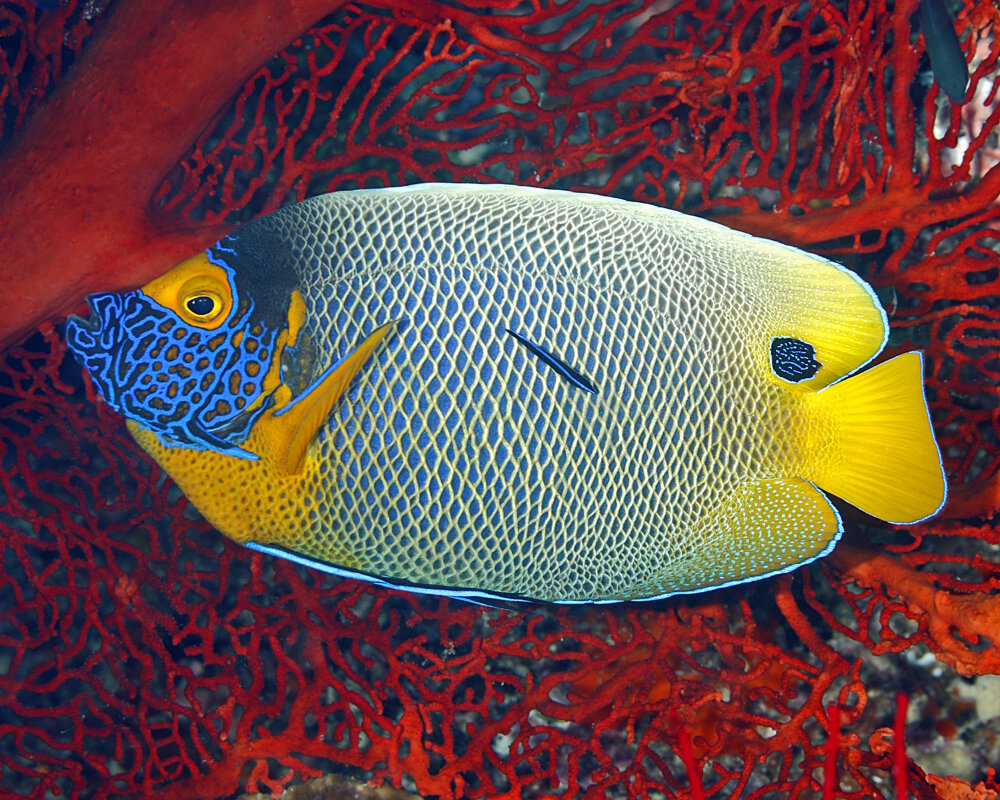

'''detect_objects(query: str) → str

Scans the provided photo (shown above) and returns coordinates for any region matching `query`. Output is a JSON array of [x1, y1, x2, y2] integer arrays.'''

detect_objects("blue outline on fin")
[[244, 542, 528, 608], [245, 485, 843, 606]]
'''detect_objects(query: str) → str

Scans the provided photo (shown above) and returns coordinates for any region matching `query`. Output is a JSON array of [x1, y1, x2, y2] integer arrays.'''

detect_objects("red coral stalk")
[[0, 0, 349, 350]]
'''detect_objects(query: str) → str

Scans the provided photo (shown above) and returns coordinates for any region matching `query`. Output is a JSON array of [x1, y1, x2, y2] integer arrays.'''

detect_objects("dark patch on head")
[[771, 337, 821, 383], [211, 215, 298, 331]]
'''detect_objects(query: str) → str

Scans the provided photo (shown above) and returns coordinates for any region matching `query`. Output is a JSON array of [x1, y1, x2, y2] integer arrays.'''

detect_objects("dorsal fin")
[[261, 320, 396, 475], [505, 327, 597, 393]]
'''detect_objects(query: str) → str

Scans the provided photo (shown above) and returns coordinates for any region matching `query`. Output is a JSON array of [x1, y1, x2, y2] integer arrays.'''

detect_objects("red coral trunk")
[[0, 0, 349, 349]]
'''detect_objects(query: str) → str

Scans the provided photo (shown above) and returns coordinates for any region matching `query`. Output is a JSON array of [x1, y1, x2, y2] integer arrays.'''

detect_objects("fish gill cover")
[[0, 0, 998, 798]]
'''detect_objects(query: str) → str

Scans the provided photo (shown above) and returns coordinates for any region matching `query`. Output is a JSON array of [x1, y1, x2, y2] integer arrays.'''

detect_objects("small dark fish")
[[505, 327, 598, 394], [919, 0, 969, 102]]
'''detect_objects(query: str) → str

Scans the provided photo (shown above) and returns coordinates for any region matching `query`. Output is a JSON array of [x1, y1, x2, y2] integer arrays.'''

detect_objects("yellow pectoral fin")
[[260, 320, 397, 476], [126, 321, 394, 559]]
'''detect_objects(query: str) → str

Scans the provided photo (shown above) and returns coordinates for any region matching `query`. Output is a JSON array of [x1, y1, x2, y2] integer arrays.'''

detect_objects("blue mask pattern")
[[65, 263, 282, 458]]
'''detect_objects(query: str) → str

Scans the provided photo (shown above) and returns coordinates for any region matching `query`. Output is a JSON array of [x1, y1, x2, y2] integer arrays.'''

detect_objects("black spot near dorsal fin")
[[506, 328, 597, 394], [771, 337, 821, 383], [210, 215, 299, 331]]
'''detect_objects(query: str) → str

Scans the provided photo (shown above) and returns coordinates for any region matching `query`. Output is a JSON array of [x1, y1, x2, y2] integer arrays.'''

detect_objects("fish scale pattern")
[[232, 185, 841, 601]]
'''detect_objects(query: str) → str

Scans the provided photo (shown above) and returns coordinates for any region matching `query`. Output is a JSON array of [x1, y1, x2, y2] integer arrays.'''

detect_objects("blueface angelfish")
[[65, 184, 948, 603]]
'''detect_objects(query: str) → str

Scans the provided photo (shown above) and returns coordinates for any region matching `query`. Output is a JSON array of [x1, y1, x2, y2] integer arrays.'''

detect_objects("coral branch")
[[832, 545, 1000, 676], [947, 472, 1000, 521]]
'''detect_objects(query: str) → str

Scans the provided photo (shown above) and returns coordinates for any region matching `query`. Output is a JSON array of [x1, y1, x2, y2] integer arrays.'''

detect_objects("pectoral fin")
[[262, 320, 397, 475]]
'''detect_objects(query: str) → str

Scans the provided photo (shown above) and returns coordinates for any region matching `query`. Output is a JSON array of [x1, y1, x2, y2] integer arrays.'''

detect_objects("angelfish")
[[65, 184, 947, 602]]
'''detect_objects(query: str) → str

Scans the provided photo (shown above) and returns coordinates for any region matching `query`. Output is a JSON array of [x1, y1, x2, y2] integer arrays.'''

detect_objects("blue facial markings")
[[65, 258, 284, 457]]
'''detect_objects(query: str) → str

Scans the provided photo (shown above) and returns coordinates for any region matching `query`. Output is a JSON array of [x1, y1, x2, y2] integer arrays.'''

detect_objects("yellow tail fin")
[[807, 352, 947, 523]]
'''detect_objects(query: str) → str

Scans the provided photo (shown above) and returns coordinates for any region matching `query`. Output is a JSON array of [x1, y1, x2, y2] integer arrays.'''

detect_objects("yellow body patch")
[[125, 321, 395, 568], [128, 419, 360, 569]]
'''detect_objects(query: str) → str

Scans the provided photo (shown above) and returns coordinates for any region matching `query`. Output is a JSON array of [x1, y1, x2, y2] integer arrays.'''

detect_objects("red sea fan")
[[1, 0, 999, 798]]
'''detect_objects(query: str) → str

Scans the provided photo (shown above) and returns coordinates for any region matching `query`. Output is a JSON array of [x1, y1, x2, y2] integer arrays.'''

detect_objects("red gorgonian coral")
[[1, 0, 999, 797]]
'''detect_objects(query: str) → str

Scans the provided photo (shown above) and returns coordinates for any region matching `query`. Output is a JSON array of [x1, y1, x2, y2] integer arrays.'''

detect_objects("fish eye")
[[178, 287, 226, 326], [186, 295, 216, 317], [143, 255, 234, 330]]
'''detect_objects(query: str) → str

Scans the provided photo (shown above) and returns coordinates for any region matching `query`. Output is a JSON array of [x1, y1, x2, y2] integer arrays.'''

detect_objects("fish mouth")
[[66, 297, 102, 333], [64, 292, 125, 358]]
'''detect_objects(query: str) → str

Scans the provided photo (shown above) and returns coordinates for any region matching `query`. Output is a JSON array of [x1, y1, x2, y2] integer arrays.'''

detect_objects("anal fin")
[[648, 478, 843, 596]]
